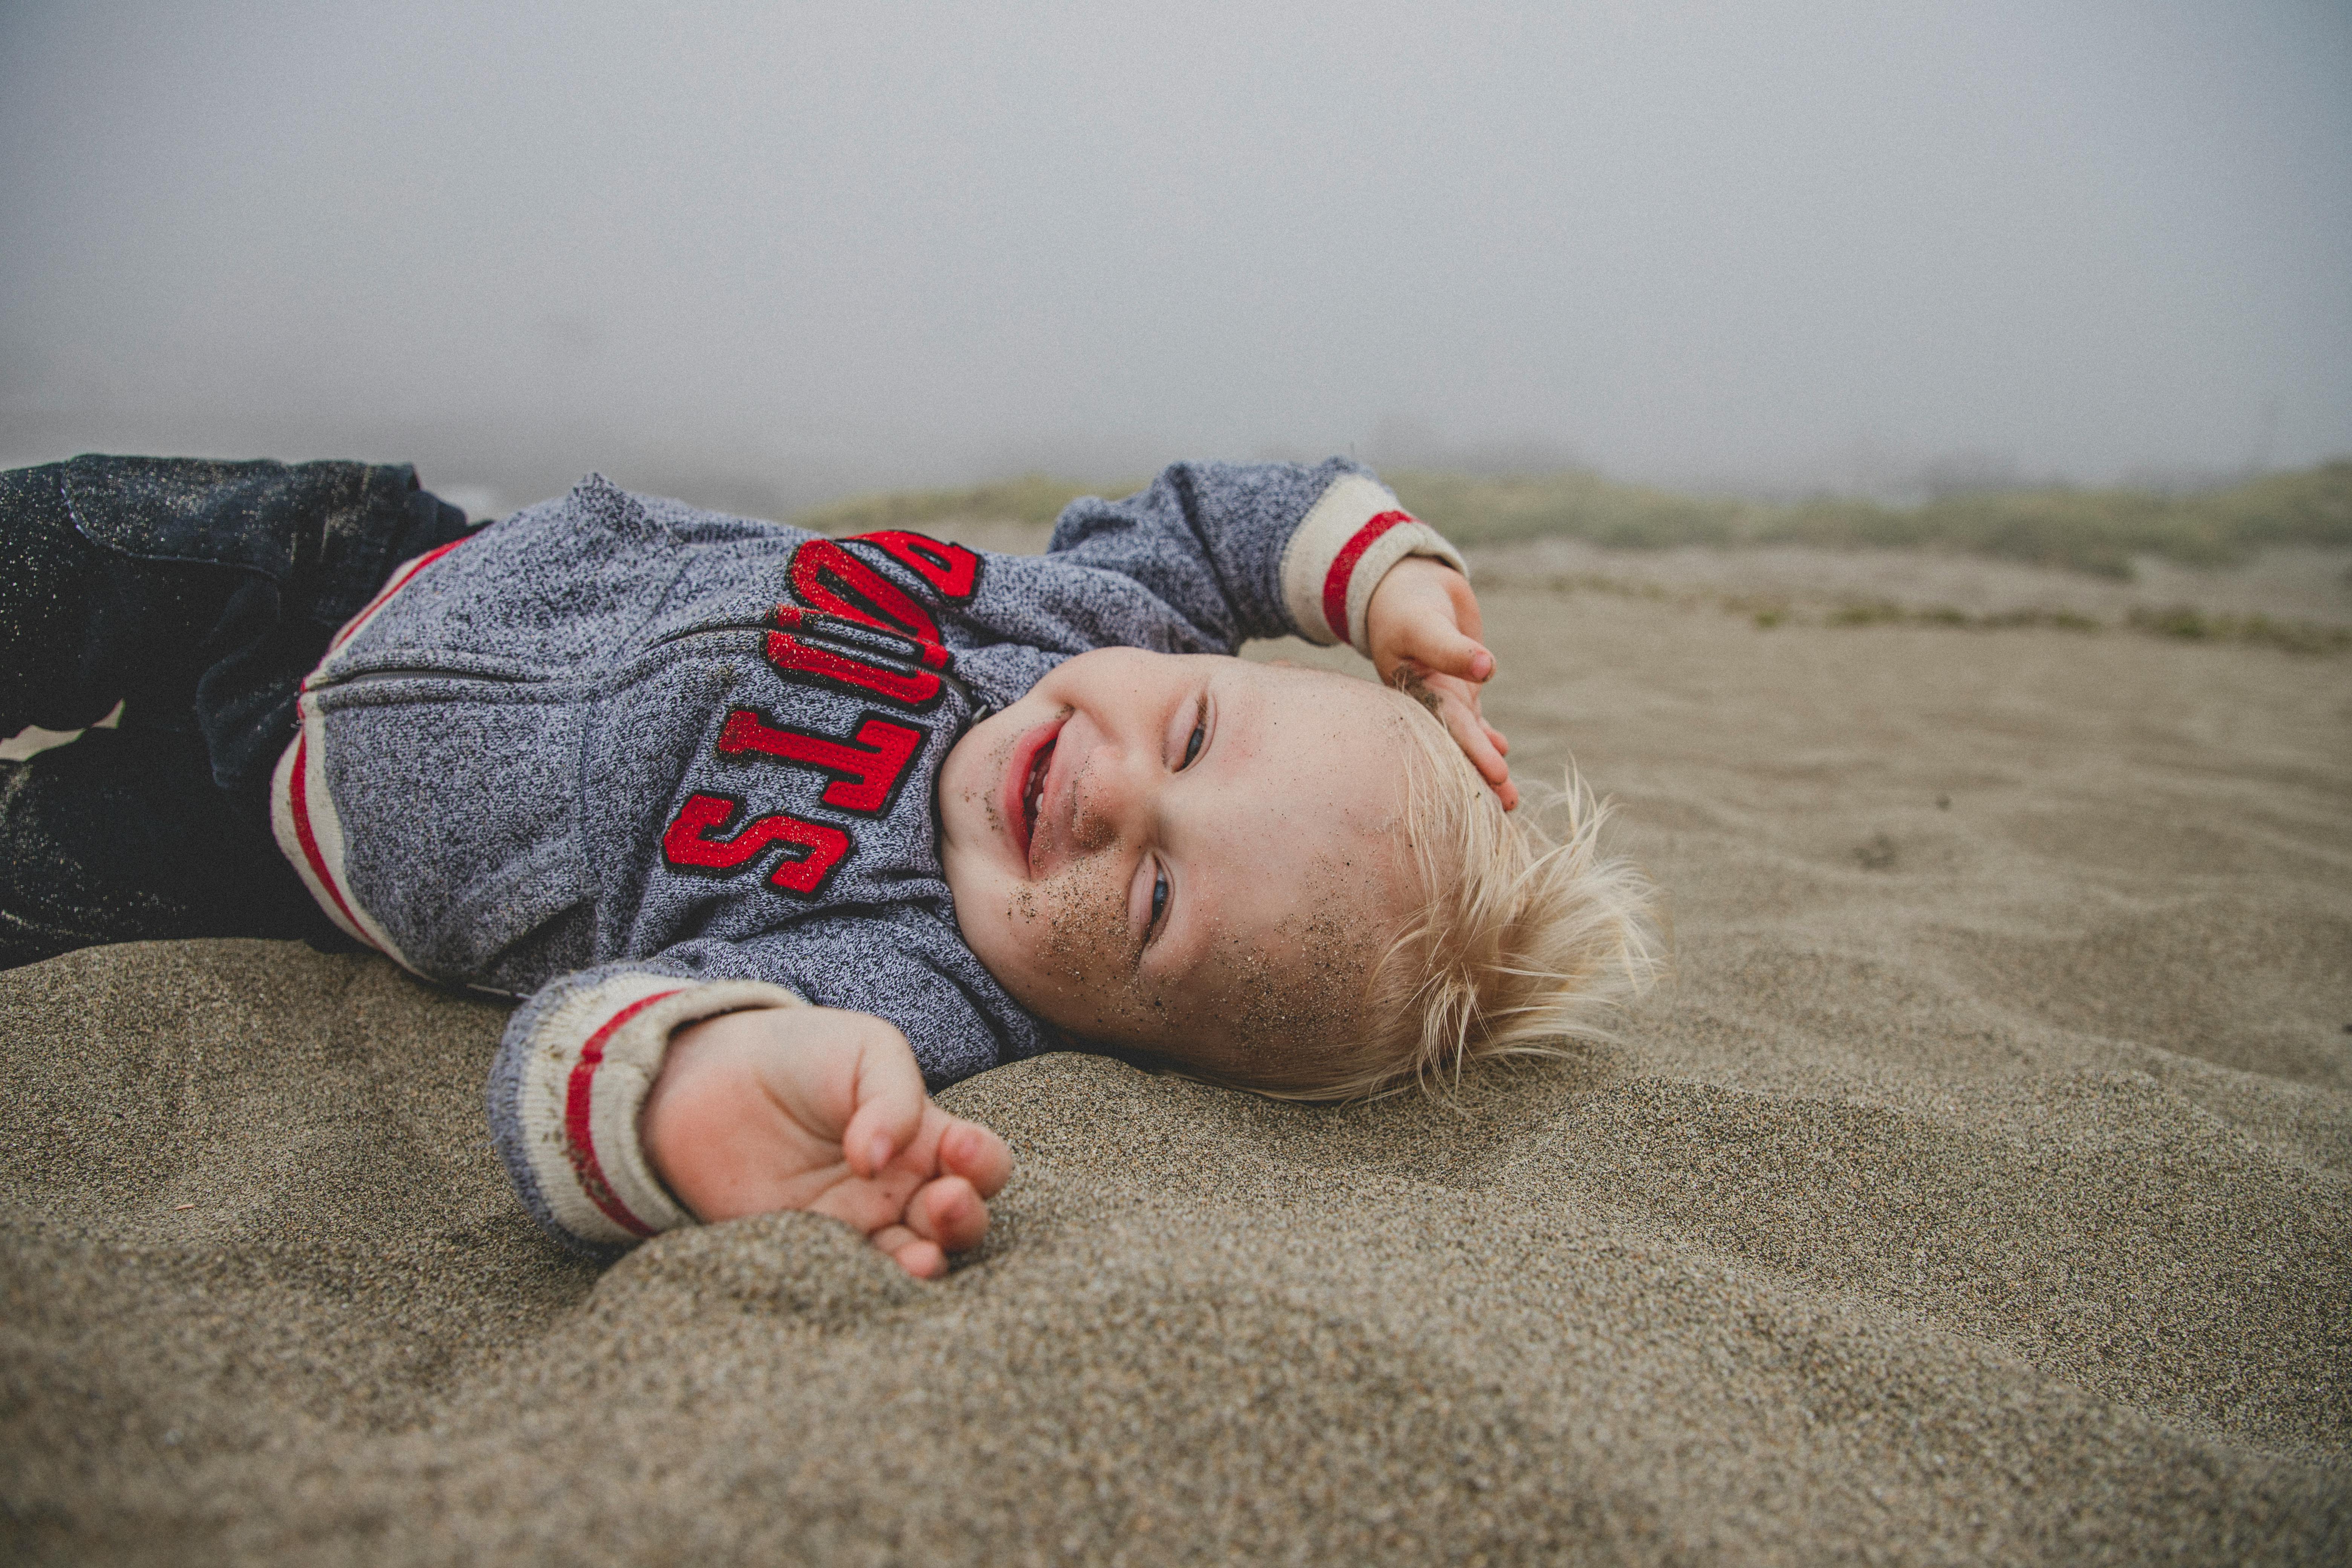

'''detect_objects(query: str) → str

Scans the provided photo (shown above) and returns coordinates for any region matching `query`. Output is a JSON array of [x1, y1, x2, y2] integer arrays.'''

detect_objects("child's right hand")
[[1364, 556, 1520, 810], [640, 1005, 1013, 1279]]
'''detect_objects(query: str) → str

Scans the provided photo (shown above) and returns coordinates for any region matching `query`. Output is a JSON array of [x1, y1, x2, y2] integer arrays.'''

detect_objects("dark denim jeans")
[[0, 456, 474, 968]]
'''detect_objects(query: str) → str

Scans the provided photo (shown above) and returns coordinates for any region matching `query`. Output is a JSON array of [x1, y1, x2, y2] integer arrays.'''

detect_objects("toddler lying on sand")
[[0, 456, 1656, 1275]]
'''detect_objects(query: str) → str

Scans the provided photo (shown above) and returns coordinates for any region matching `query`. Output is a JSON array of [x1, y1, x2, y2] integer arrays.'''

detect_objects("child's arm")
[[1041, 460, 1468, 658], [1035, 461, 1509, 800], [489, 929, 1029, 1263], [1363, 556, 1519, 810], [641, 1006, 1012, 1279]]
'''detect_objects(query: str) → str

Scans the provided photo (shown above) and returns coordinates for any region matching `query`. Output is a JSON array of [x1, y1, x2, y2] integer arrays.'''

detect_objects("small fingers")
[[836, 1018, 926, 1180], [869, 1225, 946, 1280], [1446, 707, 1520, 810], [904, 1173, 991, 1252], [939, 1118, 1014, 1199], [1400, 669, 1519, 811], [1398, 622, 1494, 686], [1443, 701, 1510, 787], [808, 1166, 991, 1267], [807, 1167, 921, 1235]]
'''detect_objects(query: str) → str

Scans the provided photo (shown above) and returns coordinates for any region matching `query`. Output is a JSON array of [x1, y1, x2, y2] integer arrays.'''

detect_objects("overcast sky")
[[4, 1, 2347, 511]]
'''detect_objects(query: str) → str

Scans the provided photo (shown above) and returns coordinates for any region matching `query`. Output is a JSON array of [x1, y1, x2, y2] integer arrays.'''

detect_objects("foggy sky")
[[4, 0, 2348, 513]]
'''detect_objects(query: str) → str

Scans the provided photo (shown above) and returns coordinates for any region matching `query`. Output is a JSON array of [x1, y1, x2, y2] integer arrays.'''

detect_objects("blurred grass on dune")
[[801, 460, 2352, 579]]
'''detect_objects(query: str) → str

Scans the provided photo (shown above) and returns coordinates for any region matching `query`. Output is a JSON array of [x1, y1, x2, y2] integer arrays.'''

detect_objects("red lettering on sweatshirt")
[[661, 792, 850, 896], [791, 539, 944, 648], [716, 709, 924, 816], [850, 531, 982, 600], [768, 604, 950, 669], [763, 628, 943, 708]]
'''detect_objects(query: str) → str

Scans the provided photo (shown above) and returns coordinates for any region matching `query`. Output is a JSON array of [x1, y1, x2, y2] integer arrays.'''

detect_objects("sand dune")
[[3, 566, 2346, 1564]]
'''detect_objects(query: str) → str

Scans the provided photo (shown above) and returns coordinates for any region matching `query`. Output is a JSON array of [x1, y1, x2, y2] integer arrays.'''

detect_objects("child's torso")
[[282, 478, 1087, 1073]]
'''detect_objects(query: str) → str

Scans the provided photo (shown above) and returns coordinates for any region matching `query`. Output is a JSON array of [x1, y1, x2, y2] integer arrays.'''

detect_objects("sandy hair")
[[1265, 682, 1666, 1101]]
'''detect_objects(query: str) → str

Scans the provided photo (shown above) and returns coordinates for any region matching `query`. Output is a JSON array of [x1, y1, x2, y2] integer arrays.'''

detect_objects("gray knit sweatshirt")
[[269, 459, 1461, 1257]]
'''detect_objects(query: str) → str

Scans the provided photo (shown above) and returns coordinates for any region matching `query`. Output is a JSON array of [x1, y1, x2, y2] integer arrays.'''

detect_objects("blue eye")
[[1181, 707, 1206, 768], [1150, 867, 1170, 927]]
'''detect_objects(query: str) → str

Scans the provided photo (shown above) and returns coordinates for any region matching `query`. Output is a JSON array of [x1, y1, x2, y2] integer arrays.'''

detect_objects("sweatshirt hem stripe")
[[330, 535, 470, 654], [285, 733, 371, 944], [269, 538, 471, 967], [269, 697, 413, 966]]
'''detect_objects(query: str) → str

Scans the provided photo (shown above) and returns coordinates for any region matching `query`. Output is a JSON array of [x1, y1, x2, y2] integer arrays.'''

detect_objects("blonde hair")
[[1273, 682, 1665, 1100]]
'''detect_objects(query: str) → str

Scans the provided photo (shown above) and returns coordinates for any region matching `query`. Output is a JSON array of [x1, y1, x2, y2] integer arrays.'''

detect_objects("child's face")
[[940, 649, 1418, 1071]]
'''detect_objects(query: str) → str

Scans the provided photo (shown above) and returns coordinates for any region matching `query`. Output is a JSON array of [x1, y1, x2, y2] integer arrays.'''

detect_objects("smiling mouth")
[[1021, 738, 1055, 853]]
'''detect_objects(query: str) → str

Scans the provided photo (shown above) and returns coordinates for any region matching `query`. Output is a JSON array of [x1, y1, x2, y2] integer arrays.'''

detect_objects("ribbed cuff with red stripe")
[[508, 974, 807, 1251], [1275, 475, 1468, 657]]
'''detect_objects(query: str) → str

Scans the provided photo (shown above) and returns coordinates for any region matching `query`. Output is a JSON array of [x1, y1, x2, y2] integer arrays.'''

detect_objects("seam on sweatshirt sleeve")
[[1275, 476, 1469, 657], [505, 973, 806, 1252]]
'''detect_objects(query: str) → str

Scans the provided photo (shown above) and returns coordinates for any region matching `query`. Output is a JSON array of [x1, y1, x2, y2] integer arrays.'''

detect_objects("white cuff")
[[1276, 475, 1469, 657], [514, 973, 806, 1250]]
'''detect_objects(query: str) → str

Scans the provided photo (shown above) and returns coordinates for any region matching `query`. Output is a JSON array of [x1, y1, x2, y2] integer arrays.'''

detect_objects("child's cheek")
[[953, 732, 1014, 842], [1014, 858, 1152, 1038]]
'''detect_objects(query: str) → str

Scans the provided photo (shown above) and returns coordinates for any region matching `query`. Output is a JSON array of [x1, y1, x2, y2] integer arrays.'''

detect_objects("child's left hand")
[[1364, 557, 1519, 810], [642, 1005, 1012, 1278]]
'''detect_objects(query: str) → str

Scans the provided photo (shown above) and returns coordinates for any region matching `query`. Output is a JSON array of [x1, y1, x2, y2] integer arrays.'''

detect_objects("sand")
[[1467, 539, 2352, 630], [3, 553, 2348, 1565]]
